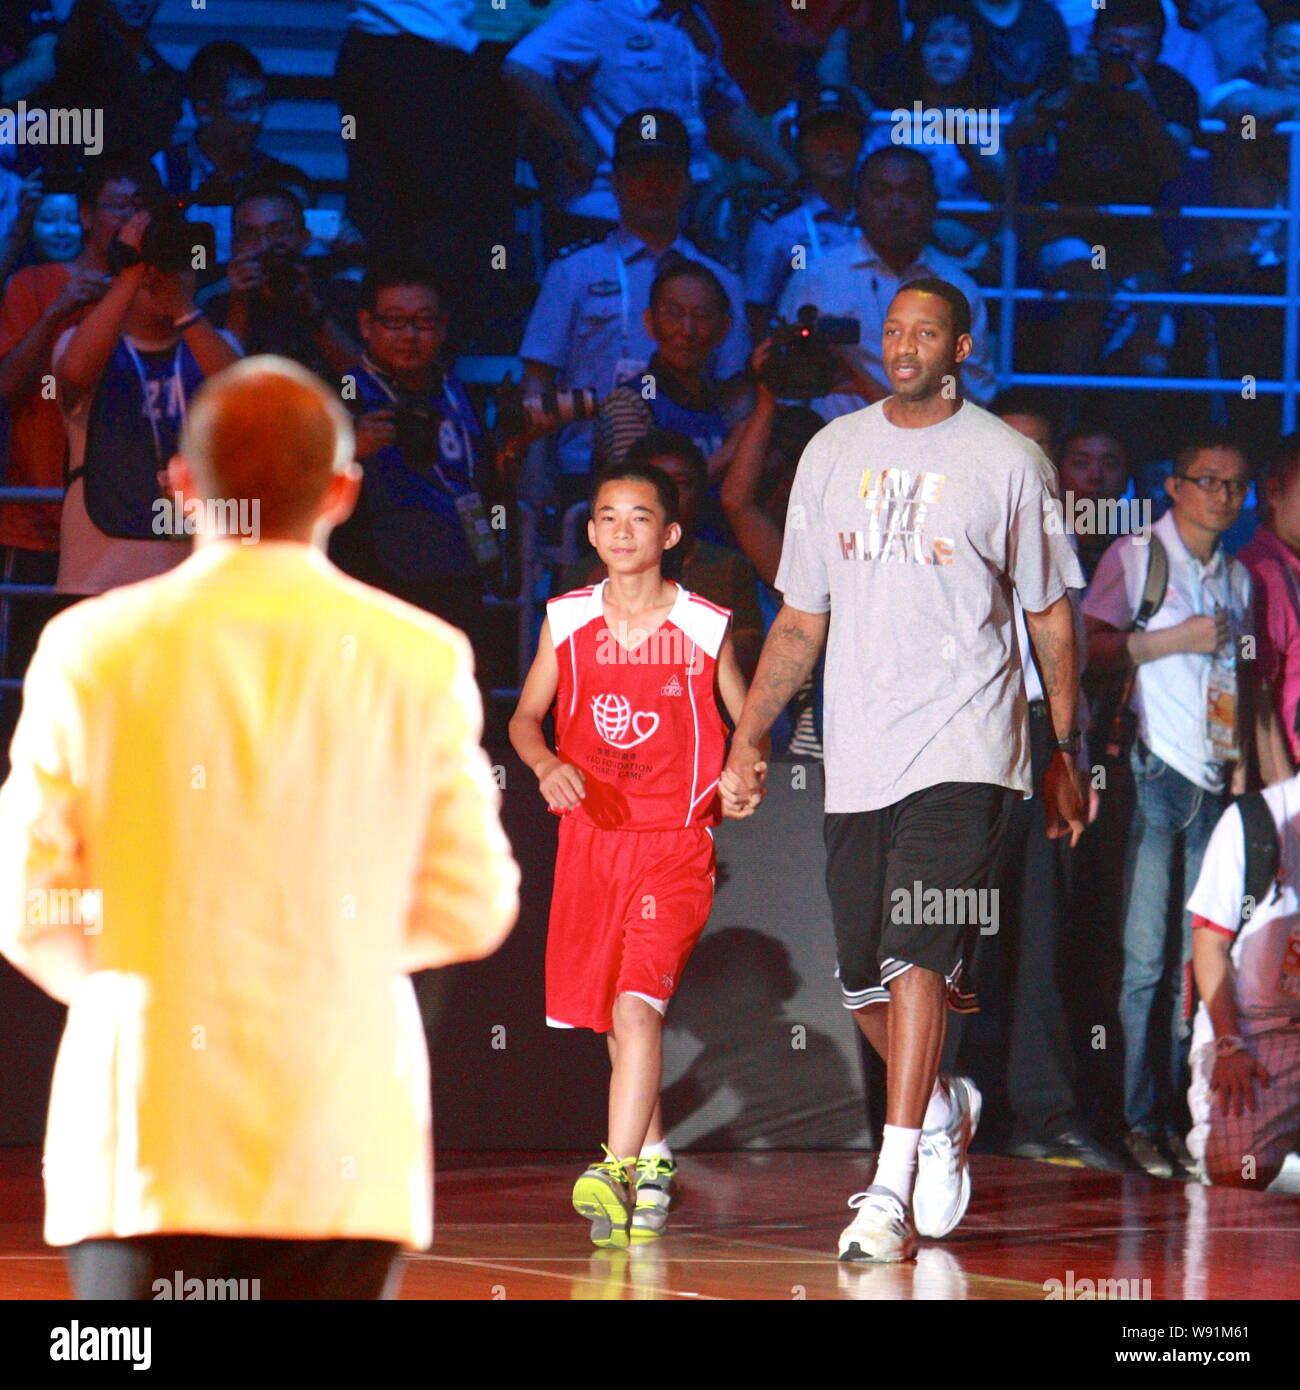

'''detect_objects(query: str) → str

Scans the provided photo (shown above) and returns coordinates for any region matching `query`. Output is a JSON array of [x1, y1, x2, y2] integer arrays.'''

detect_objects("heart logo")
[[629, 711, 659, 746]]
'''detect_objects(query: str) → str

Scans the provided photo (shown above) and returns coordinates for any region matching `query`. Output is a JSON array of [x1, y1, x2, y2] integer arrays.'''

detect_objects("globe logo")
[[591, 693, 660, 749]]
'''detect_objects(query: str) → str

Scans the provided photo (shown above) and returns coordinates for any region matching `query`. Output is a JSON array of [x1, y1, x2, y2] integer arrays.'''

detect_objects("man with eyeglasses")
[[152, 42, 314, 267], [327, 258, 496, 668], [1084, 430, 1285, 1179], [198, 184, 362, 382]]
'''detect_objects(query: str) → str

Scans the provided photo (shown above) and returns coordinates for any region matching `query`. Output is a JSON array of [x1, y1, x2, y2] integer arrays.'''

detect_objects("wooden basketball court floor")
[[2, 1148, 1297, 1300]]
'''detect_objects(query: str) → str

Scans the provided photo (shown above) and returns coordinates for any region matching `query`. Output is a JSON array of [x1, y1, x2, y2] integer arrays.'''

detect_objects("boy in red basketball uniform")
[[510, 462, 756, 1247]]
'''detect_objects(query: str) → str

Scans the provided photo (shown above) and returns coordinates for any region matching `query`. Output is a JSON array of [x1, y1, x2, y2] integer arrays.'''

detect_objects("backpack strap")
[[1133, 535, 1168, 632], [1238, 790, 1281, 931], [1104, 536, 1169, 761]]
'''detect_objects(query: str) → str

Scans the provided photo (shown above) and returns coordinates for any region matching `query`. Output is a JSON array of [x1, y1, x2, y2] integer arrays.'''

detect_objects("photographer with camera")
[[52, 203, 241, 597], [774, 146, 994, 420], [327, 260, 495, 662], [152, 42, 316, 266], [1013, 0, 1198, 378], [199, 183, 362, 381]]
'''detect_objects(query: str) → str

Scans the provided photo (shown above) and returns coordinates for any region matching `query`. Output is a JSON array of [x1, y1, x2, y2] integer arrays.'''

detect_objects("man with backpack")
[[1083, 431, 1282, 1178], [1184, 774, 1300, 1188]]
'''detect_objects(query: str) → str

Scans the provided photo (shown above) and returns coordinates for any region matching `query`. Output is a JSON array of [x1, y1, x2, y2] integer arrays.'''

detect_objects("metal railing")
[[1, 115, 1295, 696]]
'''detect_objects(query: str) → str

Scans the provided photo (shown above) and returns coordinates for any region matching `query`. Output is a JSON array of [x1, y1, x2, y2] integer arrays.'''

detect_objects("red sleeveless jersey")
[[548, 580, 731, 830]]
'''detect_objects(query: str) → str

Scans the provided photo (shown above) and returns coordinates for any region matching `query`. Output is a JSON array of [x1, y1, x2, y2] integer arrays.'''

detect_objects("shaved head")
[[179, 356, 354, 537]]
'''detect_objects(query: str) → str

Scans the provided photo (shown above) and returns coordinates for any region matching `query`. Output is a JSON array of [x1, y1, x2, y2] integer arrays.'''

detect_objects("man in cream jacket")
[[0, 355, 519, 1299]]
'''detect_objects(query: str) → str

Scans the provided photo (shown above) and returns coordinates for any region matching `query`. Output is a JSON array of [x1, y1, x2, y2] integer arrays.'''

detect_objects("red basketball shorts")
[[545, 817, 716, 1034]]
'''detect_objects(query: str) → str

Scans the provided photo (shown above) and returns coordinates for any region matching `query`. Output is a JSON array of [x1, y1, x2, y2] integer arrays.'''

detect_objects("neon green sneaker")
[[630, 1155, 677, 1243], [572, 1146, 636, 1248]]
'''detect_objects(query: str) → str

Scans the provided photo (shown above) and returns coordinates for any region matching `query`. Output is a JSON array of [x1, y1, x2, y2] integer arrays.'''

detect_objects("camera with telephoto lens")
[[492, 380, 602, 444], [258, 243, 304, 297], [1099, 45, 1136, 88], [760, 305, 861, 401], [106, 196, 197, 275]]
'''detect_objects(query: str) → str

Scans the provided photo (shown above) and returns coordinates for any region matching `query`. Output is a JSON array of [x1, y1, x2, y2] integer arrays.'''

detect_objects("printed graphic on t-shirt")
[[836, 466, 955, 567]]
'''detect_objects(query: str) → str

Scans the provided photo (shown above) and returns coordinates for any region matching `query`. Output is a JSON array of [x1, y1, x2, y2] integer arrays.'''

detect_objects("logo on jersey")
[[660, 674, 683, 697], [591, 693, 660, 749]]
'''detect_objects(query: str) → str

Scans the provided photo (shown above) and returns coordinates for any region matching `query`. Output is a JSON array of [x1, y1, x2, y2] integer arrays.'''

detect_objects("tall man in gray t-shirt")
[[721, 278, 1086, 1263]]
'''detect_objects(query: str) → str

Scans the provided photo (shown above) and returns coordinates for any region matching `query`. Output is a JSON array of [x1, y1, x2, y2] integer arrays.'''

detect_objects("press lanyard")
[[364, 361, 474, 492], [123, 339, 185, 466]]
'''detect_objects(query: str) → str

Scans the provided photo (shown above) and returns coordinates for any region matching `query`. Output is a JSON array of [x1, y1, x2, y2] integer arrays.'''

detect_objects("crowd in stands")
[[2, 0, 1300, 1185]]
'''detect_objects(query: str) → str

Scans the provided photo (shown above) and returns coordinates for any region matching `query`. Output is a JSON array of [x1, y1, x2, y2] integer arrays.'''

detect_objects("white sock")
[[923, 1077, 952, 1132], [873, 1124, 922, 1204], [640, 1140, 672, 1163]]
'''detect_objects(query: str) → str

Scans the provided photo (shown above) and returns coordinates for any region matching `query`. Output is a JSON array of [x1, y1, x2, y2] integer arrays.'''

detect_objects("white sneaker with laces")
[[913, 1075, 981, 1239], [837, 1189, 917, 1263]]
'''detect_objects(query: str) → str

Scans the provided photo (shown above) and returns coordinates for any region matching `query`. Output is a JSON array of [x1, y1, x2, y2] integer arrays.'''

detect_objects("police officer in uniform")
[[742, 86, 865, 340], [518, 109, 751, 511]]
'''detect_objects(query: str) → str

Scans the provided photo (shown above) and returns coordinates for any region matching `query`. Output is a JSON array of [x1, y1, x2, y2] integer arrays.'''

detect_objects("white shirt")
[[1186, 775, 1300, 1039], [1082, 509, 1253, 793], [0, 542, 519, 1247], [775, 234, 996, 419], [348, 0, 478, 53]]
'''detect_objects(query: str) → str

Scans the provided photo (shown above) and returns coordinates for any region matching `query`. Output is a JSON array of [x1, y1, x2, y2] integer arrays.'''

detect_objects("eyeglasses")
[[1175, 473, 1250, 499], [96, 198, 145, 214], [373, 314, 441, 333]]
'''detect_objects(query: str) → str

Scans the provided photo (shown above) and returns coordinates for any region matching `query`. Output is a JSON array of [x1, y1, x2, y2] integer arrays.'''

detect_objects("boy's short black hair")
[[360, 257, 445, 314], [892, 276, 972, 340], [858, 144, 937, 193], [589, 460, 681, 527], [1093, 0, 1165, 38], [624, 429, 707, 492], [187, 40, 263, 108], [231, 180, 306, 231]]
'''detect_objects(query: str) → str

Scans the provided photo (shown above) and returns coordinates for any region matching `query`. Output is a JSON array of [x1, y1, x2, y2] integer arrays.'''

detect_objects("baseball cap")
[[613, 108, 692, 167], [795, 86, 866, 136]]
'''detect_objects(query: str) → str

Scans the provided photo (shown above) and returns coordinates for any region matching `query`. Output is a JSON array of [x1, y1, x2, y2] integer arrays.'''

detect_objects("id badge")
[[611, 357, 646, 390], [1279, 919, 1300, 1001], [454, 489, 499, 568], [1206, 663, 1239, 760]]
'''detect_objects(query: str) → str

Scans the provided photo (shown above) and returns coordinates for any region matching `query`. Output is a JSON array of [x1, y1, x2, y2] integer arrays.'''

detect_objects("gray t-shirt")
[[775, 399, 1084, 813]]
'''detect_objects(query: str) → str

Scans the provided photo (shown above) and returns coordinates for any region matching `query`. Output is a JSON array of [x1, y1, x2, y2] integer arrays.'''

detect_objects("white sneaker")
[[913, 1075, 981, 1239], [837, 1189, 917, 1263]]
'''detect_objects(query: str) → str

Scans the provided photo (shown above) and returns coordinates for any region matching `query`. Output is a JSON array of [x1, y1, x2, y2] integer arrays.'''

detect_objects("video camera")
[[760, 305, 860, 401], [106, 196, 208, 276]]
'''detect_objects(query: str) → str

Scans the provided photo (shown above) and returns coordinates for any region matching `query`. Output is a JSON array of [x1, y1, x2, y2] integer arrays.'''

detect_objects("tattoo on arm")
[[739, 612, 826, 740]]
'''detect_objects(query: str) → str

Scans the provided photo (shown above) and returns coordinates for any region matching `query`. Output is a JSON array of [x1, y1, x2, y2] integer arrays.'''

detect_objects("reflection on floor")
[[2, 1149, 1297, 1300]]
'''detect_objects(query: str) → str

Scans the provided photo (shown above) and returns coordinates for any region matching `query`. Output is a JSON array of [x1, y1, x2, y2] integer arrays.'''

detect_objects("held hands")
[[1211, 1048, 1270, 1118], [536, 755, 586, 811], [720, 743, 767, 819], [1043, 750, 1086, 847]]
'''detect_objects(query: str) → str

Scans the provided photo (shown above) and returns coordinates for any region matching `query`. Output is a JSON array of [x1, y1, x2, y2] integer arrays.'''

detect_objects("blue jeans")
[[1118, 742, 1225, 1136]]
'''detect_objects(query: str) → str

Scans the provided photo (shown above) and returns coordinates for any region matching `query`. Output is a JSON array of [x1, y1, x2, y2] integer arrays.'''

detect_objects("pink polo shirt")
[[1239, 525, 1300, 763]]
